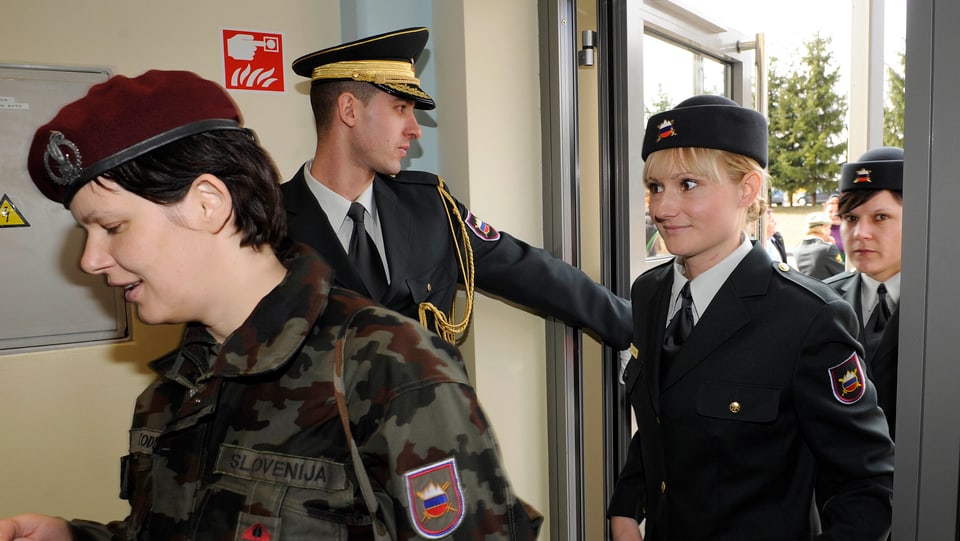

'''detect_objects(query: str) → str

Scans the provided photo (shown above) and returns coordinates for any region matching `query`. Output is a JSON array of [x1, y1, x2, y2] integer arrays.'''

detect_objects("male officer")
[[284, 27, 632, 347], [825, 146, 903, 437]]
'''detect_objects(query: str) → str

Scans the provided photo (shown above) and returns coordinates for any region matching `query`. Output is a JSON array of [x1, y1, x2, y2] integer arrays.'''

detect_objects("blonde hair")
[[645, 147, 767, 243], [644, 147, 767, 187], [747, 197, 769, 224]]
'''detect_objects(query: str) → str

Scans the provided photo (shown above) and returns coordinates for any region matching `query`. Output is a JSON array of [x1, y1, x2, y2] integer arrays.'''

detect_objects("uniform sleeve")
[[342, 313, 541, 540], [607, 430, 646, 521], [825, 245, 845, 277], [362, 380, 541, 540], [792, 298, 894, 540], [68, 519, 127, 540], [455, 199, 633, 350]]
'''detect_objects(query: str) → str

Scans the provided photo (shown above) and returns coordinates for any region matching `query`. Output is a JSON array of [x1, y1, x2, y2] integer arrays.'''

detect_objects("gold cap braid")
[[311, 59, 420, 86]]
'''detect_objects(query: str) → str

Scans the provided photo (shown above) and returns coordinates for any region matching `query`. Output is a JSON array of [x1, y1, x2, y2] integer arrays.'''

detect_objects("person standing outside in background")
[[607, 95, 894, 541], [825, 146, 903, 438], [794, 211, 845, 279], [282, 27, 633, 350], [748, 197, 788, 264], [824, 193, 845, 261]]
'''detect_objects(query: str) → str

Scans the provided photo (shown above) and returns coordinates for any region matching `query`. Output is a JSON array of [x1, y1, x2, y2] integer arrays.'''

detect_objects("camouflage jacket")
[[69, 244, 541, 541]]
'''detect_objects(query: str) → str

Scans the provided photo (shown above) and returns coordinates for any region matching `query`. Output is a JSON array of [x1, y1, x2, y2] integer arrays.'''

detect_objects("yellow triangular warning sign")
[[0, 194, 30, 228]]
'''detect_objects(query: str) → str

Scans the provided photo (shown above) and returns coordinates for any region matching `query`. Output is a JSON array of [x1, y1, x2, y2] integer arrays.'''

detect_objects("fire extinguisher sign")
[[222, 29, 285, 92]]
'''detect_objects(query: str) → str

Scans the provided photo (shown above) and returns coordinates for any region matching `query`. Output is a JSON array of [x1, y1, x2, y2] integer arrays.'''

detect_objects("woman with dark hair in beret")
[[607, 95, 894, 541], [1, 70, 540, 541]]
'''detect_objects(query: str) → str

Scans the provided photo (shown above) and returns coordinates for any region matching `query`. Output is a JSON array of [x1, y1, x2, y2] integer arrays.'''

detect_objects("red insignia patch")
[[829, 352, 866, 404], [656, 119, 678, 141], [465, 211, 500, 242], [854, 167, 872, 183], [404, 458, 464, 539], [242, 522, 271, 541]]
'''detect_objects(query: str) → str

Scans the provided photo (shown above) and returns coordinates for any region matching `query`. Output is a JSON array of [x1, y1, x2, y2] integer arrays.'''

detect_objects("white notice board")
[[0, 65, 128, 352]]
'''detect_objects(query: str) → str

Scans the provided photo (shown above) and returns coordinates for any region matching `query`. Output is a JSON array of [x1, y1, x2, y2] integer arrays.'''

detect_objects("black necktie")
[[662, 282, 694, 361], [864, 283, 891, 356], [874, 284, 891, 332], [347, 202, 386, 300]]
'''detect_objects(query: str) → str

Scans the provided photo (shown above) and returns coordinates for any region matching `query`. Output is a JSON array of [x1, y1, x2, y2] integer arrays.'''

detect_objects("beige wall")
[[0, 0, 554, 532], [1, 0, 330, 179], [434, 1, 553, 537]]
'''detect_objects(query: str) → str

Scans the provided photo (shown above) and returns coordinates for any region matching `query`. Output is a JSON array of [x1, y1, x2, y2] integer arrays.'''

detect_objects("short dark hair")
[[838, 189, 903, 215], [100, 129, 286, 251], [309, 81, 378, 134]]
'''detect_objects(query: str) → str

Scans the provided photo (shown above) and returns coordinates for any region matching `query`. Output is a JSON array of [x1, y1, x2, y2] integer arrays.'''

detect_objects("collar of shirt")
[[303, 161, 379, 250], [860, 272, 901, 321], [668, 235, 752, 327]]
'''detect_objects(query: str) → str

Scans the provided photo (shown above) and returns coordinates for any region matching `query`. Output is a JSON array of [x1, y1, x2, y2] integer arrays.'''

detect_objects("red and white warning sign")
[[222, 29, 285, 92]]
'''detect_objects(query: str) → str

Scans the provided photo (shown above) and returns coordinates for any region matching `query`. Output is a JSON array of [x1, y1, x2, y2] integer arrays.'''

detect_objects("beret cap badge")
[[839, 146, 902, 193], [43, 131, 83, 187], [641, 95, 768, 167], [656, 119, 677, 142]]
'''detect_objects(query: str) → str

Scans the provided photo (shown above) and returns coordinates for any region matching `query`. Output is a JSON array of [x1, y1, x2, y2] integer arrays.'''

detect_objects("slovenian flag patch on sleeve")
[[465, 211, 500, 241], [404, 457, 465, 539], [829, 352, 866, 404]]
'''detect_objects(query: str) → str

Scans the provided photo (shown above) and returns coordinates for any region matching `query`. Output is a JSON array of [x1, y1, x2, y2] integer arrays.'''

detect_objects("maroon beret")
[[28, 70, 245, 206]]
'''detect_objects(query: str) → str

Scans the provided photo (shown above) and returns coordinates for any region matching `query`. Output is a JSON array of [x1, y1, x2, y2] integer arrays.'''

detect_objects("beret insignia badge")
[[854, 168, 872, 184], [656, 119, 677, 141], [43, 131, 83, 186]]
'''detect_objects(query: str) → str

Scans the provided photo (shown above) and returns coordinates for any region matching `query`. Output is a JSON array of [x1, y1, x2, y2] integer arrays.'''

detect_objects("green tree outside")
[[884, 50, 905, 148], [767, 33, 848, 205], [645, 84, 674, 123]]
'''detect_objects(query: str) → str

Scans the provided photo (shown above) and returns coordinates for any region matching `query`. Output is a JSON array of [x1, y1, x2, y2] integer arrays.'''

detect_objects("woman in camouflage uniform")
[[1, 70, 540, 541]]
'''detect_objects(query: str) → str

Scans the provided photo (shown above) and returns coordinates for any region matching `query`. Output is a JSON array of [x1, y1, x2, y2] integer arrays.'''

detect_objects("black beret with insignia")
[[839, 146, 903, 193], [292, 27, 435, 110], [642, 94, 768, 167]]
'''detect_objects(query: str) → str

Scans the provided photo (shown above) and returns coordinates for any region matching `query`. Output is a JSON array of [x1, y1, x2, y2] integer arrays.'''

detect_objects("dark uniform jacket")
[[794, 237, 845, 280], [825, 271, 900, 438], [68, 245, 541, 541], [608, 243, 894, 541], [282, 166, 632, 348]]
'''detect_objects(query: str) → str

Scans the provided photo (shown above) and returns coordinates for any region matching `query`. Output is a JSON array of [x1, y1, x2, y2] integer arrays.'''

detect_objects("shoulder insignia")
[[829, 352, 866, 404], [405, 458, 465, 539], [772, 262, 844, 304], [465, 210, 500, 241], [823, 271, 856, 286], [387, 170, 441, 186]]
